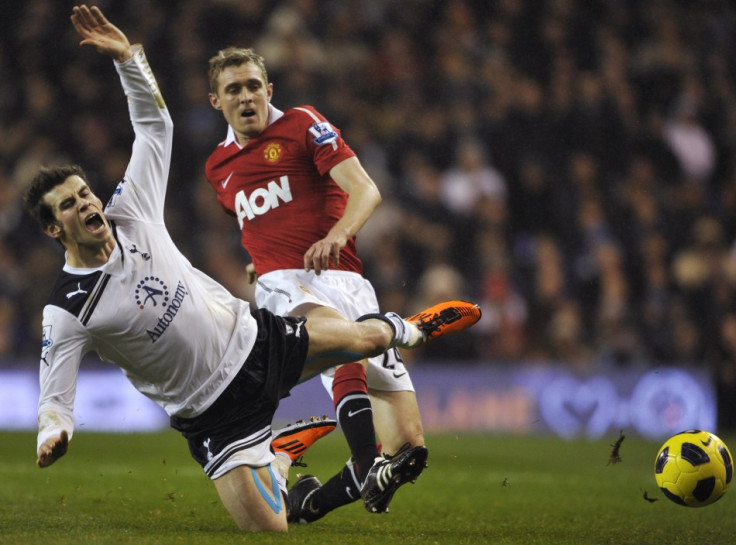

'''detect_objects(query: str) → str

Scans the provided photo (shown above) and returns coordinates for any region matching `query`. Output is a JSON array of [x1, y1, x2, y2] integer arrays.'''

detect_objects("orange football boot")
[[272, 415, 337, 465], [406, 300, 482, 343]]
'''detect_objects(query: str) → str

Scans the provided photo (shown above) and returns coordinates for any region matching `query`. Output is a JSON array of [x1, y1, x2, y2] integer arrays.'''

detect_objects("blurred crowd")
[[2, 0, 736, 421]]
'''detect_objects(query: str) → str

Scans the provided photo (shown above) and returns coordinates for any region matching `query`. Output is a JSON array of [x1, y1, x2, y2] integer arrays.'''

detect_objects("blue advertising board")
[[0, 363, 717, 439]]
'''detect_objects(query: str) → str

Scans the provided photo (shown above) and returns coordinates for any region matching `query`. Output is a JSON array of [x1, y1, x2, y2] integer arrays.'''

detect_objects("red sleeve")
[[204, 142, 237, 218], [294, 106, 355, 176]]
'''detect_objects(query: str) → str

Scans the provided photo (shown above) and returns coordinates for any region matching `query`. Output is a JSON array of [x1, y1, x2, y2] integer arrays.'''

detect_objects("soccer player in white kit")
[[25, 5, 481, 533]]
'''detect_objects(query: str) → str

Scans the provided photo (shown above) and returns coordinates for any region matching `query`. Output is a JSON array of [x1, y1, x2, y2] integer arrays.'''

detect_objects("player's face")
[[42, 175, 112, 251], [210, 62, 273, 145]]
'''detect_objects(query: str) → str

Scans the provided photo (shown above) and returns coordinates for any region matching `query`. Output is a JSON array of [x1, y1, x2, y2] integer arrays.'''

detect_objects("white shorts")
[[255, 269, 415, 394]]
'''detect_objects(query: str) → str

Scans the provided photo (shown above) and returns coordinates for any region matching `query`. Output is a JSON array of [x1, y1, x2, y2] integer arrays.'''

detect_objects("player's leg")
[[369, 389, 424, 456], [254, 276, 383, 491], [288, 389, 426, 523], [300, 314, 398, 377], [170, 309, 313, 532], [302, 298, 486, 369], [214, 463, 288, 532], [357, 350, 428, 514], [294, 302, 480, 516], [364, 345, 425, 455], [286, 312, 412, 523], [300, 306, 383, 482], [300, 306, 383, 494], [287, 353, 427, 522]]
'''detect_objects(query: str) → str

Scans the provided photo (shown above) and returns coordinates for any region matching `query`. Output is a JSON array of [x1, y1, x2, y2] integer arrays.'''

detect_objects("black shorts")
[[169, 309, 309, 478]]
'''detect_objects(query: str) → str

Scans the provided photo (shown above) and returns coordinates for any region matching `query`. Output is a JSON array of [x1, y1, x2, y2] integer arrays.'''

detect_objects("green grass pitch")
[[1, 430, 735, 544]]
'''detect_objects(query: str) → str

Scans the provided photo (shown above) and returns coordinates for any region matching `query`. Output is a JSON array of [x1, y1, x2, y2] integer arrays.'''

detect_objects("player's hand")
[[71, 5, 132, 62], [246, 263, 257, 284], [304, 235, 346, 275], [37, 430, 69, 468]]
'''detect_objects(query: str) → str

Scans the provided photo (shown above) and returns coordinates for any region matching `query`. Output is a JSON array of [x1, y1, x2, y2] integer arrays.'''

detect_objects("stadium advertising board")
[[0, 363, 716, 439]]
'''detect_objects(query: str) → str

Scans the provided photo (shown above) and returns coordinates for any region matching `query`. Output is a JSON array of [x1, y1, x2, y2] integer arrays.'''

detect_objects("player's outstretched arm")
[[71, 4, 132, 62], [37, 430, 69, 468]]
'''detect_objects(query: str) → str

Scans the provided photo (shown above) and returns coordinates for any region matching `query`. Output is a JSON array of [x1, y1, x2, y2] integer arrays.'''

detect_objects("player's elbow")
[[366, 183, 382, 213]]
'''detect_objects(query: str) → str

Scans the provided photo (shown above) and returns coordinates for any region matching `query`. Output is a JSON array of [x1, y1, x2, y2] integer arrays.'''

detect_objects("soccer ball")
[[654, 429, 733, 507]]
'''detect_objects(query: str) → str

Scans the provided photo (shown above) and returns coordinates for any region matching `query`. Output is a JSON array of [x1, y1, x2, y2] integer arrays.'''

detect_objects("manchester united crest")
[[263, 142, 283, 163]]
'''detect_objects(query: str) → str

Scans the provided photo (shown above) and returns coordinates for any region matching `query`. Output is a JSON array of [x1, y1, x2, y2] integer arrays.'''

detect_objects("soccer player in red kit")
[[204, 47, 480, 518]]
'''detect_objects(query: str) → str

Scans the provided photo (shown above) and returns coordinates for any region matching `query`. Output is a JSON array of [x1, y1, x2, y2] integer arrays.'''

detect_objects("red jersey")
[[205, 105, 363, 275]]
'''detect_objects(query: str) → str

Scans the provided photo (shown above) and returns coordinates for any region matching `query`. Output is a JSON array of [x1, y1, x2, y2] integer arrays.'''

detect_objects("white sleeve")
[[104, 45, 173, 225], [37, 306, 91, 453]]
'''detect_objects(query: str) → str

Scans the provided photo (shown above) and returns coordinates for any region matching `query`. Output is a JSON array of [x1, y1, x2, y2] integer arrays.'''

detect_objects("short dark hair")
[[24, 164, 89, 229]]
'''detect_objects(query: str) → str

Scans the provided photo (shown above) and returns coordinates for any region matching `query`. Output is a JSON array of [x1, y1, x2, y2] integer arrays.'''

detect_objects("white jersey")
[[37, 47, 258, 450]]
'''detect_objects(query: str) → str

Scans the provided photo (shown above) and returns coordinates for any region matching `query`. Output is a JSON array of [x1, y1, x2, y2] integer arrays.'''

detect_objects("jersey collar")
[[224, 103, 284, 149]]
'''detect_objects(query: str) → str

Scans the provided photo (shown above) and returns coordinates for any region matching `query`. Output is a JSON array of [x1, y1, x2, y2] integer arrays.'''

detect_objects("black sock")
[[308, 460, 362, 518], [332, 363, 379, 481]]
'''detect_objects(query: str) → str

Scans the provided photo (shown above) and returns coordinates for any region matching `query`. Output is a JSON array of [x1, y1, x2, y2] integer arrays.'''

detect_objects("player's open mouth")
[[241, 108, 255, 118], [84, 212, 105, 232]]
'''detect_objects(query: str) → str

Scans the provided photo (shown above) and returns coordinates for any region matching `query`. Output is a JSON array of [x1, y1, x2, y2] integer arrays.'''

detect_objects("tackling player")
[[26, 5, 481, 533]]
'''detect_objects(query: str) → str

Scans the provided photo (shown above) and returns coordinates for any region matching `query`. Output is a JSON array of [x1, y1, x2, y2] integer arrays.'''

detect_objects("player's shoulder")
[[283, 105, 329, 125], [46, 269, 108, 319], [283, 106, 341, 146], [208, 136, 235, 156], [205, 139, 235, 176]]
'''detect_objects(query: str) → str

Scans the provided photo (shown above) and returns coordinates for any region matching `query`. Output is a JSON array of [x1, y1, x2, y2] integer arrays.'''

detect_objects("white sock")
[[274, 451, 292, 481], [384, 312, 424, 348]]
